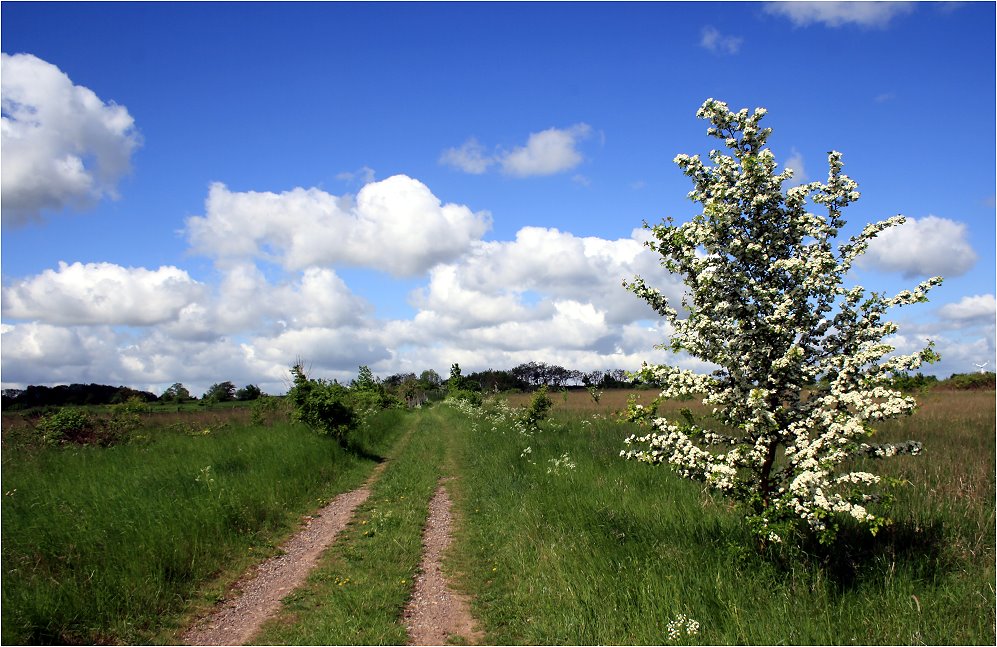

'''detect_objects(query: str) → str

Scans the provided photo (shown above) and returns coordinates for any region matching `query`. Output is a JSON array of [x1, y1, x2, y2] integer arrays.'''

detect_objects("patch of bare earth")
[[403, 479, 483, 645], [182, 463, 386, 646]]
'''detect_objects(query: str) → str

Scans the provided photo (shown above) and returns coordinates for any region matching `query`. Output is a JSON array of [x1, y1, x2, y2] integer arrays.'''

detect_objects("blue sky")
[[2, 1, 994, 396]]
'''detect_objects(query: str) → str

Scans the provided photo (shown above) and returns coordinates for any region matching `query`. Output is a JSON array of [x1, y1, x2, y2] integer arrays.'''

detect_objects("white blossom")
[[623, 99, 936, 544]]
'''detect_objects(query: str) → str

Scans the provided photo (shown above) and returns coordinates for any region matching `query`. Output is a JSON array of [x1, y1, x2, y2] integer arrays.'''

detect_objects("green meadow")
[[1, 390, 993, 644], [1, 408, 402, 644], [446, 390, 995, 645]]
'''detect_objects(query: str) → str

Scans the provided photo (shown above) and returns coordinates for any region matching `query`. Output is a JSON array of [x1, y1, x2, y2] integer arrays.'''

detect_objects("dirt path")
[[181, 463, 386, 646], [403, 479, 483, 645]]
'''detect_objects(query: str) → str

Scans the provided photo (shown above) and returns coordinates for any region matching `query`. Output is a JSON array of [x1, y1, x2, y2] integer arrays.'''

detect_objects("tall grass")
[[1, 411, 403, 645], [448, 391, 995, 644]]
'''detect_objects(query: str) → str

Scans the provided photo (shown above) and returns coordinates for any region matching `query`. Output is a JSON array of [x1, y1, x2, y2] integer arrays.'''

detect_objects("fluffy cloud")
[[372, 319, 709, 387], [700, 26, 743, 54], [157, 264, 372, 341], [0, 320, 314, 397], [7, 190, 981, 397], [500, 124, 592, 177], [938, 294, 996, 326], [20, 170, 986, 397], [443, 226, 679, 324], [858, 215, 977, 278], [401, 226, 685, 372], [2, 262, 205, 326], [1, 53, 141, 226], [411, 264, 536, 329], [250, 326, 392, 372], [461, 300, 613, 352], [764, 1, 915, 28], [439, 138, 493, 174], [185, 175, 491, 276], [441, 124, 593, 177], [0, 322, 104, 372]]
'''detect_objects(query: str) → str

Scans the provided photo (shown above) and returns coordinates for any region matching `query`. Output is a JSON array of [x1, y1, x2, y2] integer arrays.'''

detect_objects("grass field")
[[447, 389, 996, 644], [0, 408, 403, 645], [1, 389, 993, 644]]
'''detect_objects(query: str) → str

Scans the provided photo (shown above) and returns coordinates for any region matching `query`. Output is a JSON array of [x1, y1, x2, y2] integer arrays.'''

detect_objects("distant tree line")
[[0, 363, 637, 412], [380, 362, 638, 399], [1, 384, 158, 411], [2, 380, 265, 411], [5, 367, 991, 413]]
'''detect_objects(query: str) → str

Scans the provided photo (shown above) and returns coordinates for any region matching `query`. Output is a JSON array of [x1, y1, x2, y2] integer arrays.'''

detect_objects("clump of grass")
[[1, 411, 404, 645]]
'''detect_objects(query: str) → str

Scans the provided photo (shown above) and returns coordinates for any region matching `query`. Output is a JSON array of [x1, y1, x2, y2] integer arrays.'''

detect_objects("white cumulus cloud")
[[411, 264, 535, 329], [250, 326, 393, 375], [401, 225, 685, 370], [1, 53, 141, 226], [2, 262, 205, 326], [764, 1, 915, 28], [938, 294, 996, 326], [501, 124, 592, 177], [156, 263, 373, 341], [185, 175, 491, 276], [0, 322, 100, 370], [858, 215, 977, 278], [438, 226, 679, 325]]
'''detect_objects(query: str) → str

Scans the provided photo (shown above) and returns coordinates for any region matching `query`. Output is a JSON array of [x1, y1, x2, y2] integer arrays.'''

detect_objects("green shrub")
[[350, 387, 404, 413], [887, 371, 939, 392], [521, 385, 553, 429], [34, 408, 97, 445], [939, 371, 996, 390], [250, 394, 290, 426], [288, 365, 357, 447], [447, 388, 483, 407], [34, 404, 142, 447]]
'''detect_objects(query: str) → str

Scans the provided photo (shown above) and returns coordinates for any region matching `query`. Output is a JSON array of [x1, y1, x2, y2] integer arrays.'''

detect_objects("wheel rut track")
[[403, 478, 483, 646], [182, 434, 481, 645], [181, 462, 386, 646]]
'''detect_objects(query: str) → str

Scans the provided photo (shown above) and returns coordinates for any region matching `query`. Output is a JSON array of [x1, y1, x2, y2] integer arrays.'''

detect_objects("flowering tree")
[[622, 99, 941, 545]]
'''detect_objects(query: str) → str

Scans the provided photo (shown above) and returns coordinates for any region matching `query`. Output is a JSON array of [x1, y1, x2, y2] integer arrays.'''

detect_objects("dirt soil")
[[181, 464, 386, 646], [403, 479, 483, 645]]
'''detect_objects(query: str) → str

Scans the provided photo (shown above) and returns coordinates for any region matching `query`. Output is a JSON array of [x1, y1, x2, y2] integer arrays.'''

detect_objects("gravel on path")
[[403, 479, 483, 645], [181, 463, 386, 646]]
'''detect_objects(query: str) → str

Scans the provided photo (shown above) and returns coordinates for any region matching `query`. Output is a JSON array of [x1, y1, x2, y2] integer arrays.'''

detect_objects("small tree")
[[448, 363, 464, 392], [352, 365, 379, 391], [521, 385, 553, 430], [623, 99, 941, 545], [419, 369, 442, 388], [349, 365, 402, 411], [161, 382, 191, 403], [235, 384, 263, 401], [446, 362, 481, 406], [288, 363, 356, 447], [203, 381, 236, 403]]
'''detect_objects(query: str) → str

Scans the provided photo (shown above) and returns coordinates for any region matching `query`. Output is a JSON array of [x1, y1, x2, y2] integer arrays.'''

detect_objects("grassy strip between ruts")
[[1, 409, 404, 645], [445, 392, 995, 645], [250, 405, 458, 645]]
